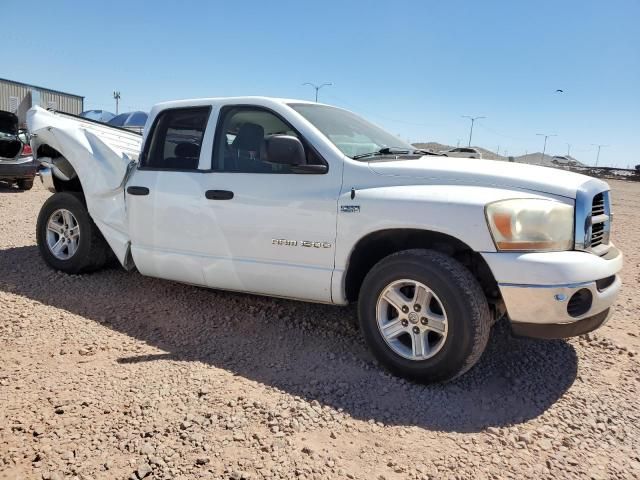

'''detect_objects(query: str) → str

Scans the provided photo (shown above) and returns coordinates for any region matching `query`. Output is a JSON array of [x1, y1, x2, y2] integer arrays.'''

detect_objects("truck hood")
[[368, 157, 608, 199]]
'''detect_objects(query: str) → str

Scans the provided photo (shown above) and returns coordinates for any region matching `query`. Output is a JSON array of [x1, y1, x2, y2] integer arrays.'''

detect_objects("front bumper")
[[0, 158, 38, 180], [482, 247, 623, 339], [510, 308, 611, 339]]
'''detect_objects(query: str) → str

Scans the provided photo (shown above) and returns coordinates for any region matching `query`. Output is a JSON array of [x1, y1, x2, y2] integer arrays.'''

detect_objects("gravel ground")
[[1, 179, 639, 480]]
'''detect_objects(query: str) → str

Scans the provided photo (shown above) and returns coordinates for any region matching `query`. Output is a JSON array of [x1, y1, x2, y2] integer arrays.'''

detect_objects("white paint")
[[26, 98, 622, 320], [27, 106, 142, 263]]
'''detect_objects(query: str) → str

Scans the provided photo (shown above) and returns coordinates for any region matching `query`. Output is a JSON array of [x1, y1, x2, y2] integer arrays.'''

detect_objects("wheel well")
[[37, 144, 84, 193], [344, 229, 500, 303], [52, 174, 83, 193]]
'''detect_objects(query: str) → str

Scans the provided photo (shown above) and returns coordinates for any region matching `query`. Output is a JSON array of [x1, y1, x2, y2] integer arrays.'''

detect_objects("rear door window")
[[141, 107, 210, 170]]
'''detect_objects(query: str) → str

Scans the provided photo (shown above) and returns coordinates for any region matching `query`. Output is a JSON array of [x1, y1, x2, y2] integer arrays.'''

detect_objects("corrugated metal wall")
[[0, 79, 83, 126], [0, 80, 29, 121], [39, 90, 83, 116]]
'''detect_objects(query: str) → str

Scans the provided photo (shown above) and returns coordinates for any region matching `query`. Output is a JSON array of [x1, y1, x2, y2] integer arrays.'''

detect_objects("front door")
[[199, 105, 342, 302]]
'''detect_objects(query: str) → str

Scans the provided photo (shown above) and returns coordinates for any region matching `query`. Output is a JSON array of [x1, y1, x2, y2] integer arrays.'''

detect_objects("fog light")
[[567, 289, 593, 318]]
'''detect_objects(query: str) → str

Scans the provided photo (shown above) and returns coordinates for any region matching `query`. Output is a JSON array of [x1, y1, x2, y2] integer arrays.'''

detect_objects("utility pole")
[[591, 144, 608, 167], [302, 82, 332, 102], [536, 133, 557, 162], [566, 143, 571, 157], [113, 91, 121, 114], [496, 145, 500, 156], [462, 115, 485, 147]]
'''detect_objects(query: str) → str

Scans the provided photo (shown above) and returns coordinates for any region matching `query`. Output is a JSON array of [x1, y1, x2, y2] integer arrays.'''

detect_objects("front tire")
[[36, 192, 110, 274], [358, 249, 491, 383]]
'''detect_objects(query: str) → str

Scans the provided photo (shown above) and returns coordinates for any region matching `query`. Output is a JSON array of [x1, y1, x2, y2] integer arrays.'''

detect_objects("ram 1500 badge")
[[27, 98, 623, 383]]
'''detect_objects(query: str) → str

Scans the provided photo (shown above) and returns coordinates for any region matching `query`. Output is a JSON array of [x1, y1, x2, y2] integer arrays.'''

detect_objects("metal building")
[[0, 78, 84, 127]]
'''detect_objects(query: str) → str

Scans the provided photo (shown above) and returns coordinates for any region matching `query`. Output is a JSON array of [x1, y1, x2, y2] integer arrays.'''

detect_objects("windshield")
[[289, 103, 413, 159]]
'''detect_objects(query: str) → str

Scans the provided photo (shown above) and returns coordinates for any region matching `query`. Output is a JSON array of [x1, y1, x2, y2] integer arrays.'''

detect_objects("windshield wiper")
[[352, 147, 412, 160], [411, 149, 447, 156]]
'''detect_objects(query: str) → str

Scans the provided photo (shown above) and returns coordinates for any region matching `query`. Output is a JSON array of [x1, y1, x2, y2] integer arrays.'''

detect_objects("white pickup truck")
[[27, 98, 623, 383]]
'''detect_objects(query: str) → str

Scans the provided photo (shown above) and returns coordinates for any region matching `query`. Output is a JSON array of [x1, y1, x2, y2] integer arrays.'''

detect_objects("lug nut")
[[401, 319, 408, 327], [421, 317, 428, 325], [401, 306, 409, 313], [414, 304, 421, 312], [412, 326, 420, 334]]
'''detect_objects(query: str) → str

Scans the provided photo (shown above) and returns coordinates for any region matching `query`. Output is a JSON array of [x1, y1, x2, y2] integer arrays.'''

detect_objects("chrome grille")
[[591, 222, 605, 247], [590, 193, 607, 248], [574, 184, 611, 254], [592, 193, 605, 216]]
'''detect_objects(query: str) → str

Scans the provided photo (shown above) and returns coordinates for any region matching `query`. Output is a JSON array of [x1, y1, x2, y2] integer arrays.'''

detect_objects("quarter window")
[[141, 107, 210, 170]]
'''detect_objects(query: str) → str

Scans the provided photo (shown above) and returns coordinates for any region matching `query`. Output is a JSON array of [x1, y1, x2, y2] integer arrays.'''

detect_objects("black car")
[[0, 111, 38, 190]]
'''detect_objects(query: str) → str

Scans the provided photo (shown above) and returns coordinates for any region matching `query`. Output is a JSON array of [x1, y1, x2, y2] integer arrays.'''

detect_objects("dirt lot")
[[1, 179, 639, 480]]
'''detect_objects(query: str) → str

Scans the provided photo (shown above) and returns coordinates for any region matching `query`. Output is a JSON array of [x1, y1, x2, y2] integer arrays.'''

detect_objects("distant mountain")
[[412, 142, 585, 167], [412, 142, 451, 153]]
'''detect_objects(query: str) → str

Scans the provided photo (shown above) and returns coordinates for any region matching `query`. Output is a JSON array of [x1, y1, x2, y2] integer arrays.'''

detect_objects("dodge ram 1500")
[[26, 98, 623, 382]]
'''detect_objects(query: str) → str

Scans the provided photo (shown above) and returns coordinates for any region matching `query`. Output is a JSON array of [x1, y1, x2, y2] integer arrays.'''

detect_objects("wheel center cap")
[[408, 312, 419, 324]]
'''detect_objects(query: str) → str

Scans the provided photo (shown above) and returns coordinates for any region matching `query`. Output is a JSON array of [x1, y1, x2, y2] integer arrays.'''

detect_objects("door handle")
[[205, 190, 234, 200], [127, 186, 150, 196]]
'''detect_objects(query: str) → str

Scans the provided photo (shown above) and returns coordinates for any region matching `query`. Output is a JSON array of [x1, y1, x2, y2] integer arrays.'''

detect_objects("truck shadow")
[[0, 245, 578, 433]]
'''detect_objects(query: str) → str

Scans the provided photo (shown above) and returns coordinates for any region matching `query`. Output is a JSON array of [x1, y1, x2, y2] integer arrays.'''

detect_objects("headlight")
[[485, 199, 574, 251]]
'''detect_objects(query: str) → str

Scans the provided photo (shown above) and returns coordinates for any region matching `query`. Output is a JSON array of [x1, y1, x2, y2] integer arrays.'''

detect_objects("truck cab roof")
[[152, 96, 319, 112]]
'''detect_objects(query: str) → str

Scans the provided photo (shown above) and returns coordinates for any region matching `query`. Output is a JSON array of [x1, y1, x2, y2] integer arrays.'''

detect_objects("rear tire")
[[17, 178, 34, 190], [36, 192, 110, 274], [358, 249, 491, 383]]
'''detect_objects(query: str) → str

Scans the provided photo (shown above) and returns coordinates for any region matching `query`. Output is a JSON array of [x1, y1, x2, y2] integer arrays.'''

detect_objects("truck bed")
[[47, 110, 143, 161]]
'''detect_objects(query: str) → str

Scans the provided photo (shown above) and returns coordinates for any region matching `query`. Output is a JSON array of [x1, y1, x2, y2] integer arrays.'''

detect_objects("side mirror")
[[263, 135, 306, 166]]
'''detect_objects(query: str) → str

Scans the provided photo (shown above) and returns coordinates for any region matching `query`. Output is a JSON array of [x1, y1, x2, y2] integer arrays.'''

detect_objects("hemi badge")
[[341, 205, 360, 213]]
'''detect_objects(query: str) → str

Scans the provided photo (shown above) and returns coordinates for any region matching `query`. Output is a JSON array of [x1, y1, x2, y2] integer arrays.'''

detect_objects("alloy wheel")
[[46, 208, 80, 260], [376, 279, 448, 361]]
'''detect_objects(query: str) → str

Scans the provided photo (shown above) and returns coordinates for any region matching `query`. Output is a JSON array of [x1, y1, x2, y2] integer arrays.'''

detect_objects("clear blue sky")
[[4, 0, 639, 167]]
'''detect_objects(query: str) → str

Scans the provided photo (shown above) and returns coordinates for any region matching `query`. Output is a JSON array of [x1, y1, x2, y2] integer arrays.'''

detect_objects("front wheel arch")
[[343, 228, 499, 304]]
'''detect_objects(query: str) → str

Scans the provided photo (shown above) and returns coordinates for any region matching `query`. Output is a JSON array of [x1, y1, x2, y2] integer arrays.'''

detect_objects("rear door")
[[125, 106, 220, 286]]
